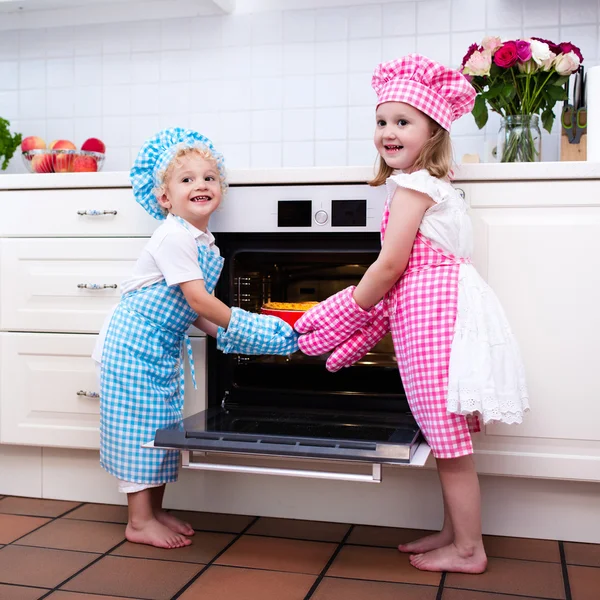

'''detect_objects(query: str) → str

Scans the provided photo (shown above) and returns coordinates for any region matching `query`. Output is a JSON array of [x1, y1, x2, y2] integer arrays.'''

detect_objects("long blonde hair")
[[369, 118, 453, 187]]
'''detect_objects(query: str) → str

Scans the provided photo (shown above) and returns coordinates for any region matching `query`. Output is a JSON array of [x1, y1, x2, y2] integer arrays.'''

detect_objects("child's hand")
[[325, 300, 389, 372], [217, 307, 298, 355], [295, 286, 373, 356]]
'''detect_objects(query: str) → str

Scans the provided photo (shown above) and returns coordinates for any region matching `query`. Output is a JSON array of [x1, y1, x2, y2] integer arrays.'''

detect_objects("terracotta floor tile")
[[61, 555, 201, 600], [311, 577, 438, 599], [44, 593, 129, 600], [346, 525, 433, 548], [0, 545, 100, 588], [483, 535, 561, 562], [445, 557, 565, 599], [178, 565, 316, 600], [247, 517, 350, 542], [327, 545, 441, 587], [16, 518, 126, 553], [111, 532, 235, 563], [216, 535, 336, 574], [442, 590, 546, 600], [0, 496, 81, 517], [0, 583, 49, 600], [0, 513, 51, 544], [168, 510, 255, 533], [64, 503, 128, 524], [564, 541, 600, 567], [568, 564, 600, 600]]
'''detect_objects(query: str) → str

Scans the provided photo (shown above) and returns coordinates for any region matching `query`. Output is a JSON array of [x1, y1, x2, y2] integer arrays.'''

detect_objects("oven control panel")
[[211, 184, 385, 232]]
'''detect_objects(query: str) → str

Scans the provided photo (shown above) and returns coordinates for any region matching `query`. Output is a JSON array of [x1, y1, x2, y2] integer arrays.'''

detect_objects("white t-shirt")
[[92, 214, 219, 364]]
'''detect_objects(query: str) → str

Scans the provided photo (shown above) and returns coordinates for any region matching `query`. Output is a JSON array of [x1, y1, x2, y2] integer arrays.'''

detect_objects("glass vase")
[[497, 115, 542, 163]]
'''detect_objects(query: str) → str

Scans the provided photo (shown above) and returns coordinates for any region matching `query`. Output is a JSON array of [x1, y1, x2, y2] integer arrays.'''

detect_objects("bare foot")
[[410, 542, 487, 573], [398, 529, 454, 554], [155, 510, 195, 536], [126, 518, 192, 549]]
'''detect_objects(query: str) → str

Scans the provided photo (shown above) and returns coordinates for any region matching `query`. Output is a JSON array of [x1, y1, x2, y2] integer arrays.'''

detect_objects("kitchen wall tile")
[[283, 141, 315, 167], [158, 82, 190, 115], [348, 139, 377, 165], [74, 116, 102, 144], [251, 110, 283, 142], [561, 24, 597, 62], [283, 10, 316, 43], [348, 72, 377, 106], [251, 77, 283, 110], [283, 75, 315, 108], [47, 58, 74, 88], [452, 135, 485, 163], [316, 8, 349, 42], [16, 118, 46, 141], [383, 3, 417, 37], [315, 41, 348, 74], [102, 54, 131, 86], [486, 0, 523, 30], [283, 108, 315, 141], [0, 91, 18, 120], [315, 73, 348, 107], [45, 27, 75, 58], [417, 0, 451, 35], [0, 61, 18, 90], [161, 18, 191, 51], [254, 44, 285, 77], [131, 83, 160, 115], [252, 11, 283, 45], [348, 106, 375, 139], [348, 38, 382, 73], [315, 106, 347, 140], [417, 33, 451, 65], [46, 118, 75, 143], [102, 85, 131, 116], [523, 0, 559, 28], [102, 115, 131, 147], [560, 0, 598, 26], [74, 85, 102, 117], [250, 142, 282, 168], [191, 16, 224, 49], [19, 29, 46, 60], [219, 110, 251, 143], [130, 52, 160, 84], [103, 146, 130, 171], [101, 22, 131, 55], [218, 142, 250, 168], [74, 55, 101, 86], [282, 44, 314, 76], [451, 31, 485, 68], [46, 87, 74, 118], [19, 60, 46, 90], [19, 88, 43, 119], [222, 46, 252, 79], [382, 35, 417, 61], [189, 80, 222, 113], [452, 113, 481, 137], [0, 30, 19, 61], [348, 4, 382, 39], [222, 14, 253, 47], [315, 140, 347, 166], [130, 114, 161, 146], [192, 48, 223, 78], [159, 112, 190, 129], [73, 24, 103, 57], [160, 51, 190, 83], [451, 0, 486, 32], [130, 20, 161, 53]]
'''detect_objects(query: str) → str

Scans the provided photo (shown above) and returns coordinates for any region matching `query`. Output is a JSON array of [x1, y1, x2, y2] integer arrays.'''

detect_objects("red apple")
[[51, 140, 76, 150], [31, 154, 54, 173], [53, 153, 73, 173], [80, 137, 106, 154], [72, 155, 97, 172], [21, 136, 46, 152]]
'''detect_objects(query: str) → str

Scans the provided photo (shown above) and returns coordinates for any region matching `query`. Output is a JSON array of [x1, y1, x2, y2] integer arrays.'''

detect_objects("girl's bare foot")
[[155, 510, 195, 536], [410, 542, 487, 573], [398, 529, 454, 554], [126, 518, 192, 549]]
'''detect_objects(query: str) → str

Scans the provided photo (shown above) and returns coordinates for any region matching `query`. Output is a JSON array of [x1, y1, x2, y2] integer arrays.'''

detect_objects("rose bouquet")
[[461, 36, 582, 162]]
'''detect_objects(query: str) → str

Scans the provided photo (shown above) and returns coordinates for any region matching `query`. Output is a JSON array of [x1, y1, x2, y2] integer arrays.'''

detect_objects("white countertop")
[[1, 162, 600, 189]]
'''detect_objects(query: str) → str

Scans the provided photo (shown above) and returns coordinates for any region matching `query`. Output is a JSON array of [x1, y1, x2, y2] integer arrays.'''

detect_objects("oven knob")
[[314, 210, 329, 225]]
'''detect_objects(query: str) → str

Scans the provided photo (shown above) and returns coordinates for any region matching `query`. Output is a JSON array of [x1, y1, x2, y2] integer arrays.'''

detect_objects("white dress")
[[390, 169, 530, 425]]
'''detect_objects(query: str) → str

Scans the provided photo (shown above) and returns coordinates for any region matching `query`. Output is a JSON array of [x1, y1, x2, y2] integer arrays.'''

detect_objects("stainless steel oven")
[[152, 184, 430, 482]]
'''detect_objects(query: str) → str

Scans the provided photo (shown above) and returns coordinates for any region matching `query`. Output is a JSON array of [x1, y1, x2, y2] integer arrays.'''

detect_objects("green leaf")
[[0, 118, 22, 171], [541, 108, 555, 134], [553, 76, 570, 87], [472, 95, 488, 129], [546, 85, 567, 101]]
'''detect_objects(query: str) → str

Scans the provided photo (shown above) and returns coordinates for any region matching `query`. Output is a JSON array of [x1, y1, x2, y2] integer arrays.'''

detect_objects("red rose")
[[559, 42, 584, 63], [493, 41, 518, 68]]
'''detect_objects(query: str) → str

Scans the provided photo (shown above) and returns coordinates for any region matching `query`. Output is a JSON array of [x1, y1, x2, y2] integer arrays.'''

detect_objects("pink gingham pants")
[[387, 232, 480, 459]]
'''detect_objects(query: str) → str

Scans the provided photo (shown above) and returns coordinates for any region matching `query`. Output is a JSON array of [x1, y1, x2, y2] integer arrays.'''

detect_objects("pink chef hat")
[[372, 53, 476, 131]]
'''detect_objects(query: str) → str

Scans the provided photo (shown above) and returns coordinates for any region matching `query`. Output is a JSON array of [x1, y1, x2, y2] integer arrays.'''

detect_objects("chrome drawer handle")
[[77, 283, 118, 290], [77, 390, 99, 398], [77, 209, 118, 216]]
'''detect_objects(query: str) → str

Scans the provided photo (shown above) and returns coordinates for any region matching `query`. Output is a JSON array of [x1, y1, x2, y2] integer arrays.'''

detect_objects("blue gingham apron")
[[99, 242, 223, 485]]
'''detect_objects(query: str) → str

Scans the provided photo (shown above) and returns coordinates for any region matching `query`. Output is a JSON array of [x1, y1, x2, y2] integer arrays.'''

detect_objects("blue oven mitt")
[[217, 307, 299, 355]]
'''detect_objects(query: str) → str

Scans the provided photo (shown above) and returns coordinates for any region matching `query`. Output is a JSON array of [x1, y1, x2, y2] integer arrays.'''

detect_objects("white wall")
[[0, 0, 598, 173]]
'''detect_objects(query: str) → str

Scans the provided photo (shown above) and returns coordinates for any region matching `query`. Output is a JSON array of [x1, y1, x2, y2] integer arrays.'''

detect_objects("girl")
[[295, 55, 529, 574], [95, 128, 298, 550]]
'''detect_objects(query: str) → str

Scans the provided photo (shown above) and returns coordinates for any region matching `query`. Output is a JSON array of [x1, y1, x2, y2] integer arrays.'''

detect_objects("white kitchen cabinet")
[[0, 332, 206, 449]]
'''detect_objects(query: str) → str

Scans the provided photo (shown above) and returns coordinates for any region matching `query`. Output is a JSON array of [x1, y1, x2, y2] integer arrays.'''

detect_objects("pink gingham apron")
[[382, 198, 480, 459]]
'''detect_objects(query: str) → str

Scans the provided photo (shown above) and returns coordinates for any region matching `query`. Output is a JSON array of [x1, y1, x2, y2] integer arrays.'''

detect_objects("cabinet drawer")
[[0, 333, 206, 449], [0, 188, 157, 237], [0, 238, 146, 333]]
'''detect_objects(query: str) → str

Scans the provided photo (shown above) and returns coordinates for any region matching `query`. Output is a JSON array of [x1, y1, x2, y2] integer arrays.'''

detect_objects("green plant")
[[0, 118, 22, 171]]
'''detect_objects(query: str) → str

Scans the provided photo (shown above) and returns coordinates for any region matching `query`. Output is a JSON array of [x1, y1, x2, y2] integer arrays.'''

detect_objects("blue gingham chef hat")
[[130, 127, 226, 220]]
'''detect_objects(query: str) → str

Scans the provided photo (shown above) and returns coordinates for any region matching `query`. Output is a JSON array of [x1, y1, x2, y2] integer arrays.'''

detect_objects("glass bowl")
[[22, 149, 105, 173]]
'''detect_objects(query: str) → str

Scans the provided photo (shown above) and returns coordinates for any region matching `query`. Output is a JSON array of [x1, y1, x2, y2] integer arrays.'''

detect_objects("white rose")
[[530, 40, 553, 66], [554, 51, 580, 76]]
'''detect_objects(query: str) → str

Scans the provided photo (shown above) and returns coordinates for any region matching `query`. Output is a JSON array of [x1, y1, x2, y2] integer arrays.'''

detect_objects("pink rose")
[[554, 51, 581, 76], [481, 36, 502, 53], [516, 40, 532, 62], [493, 41, 518, 68], [461, 43, 479, 68], [463, 50, 492, 77], [559, 42, 584, 63]]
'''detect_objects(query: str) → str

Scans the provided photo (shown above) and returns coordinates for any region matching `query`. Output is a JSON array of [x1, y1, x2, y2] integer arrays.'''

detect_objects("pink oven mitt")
[[325, 300, 389, 372], [295, 286, 373, 356]]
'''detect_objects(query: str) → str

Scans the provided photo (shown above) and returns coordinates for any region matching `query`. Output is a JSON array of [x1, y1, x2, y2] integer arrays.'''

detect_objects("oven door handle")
[[181, 451, 383, 483]]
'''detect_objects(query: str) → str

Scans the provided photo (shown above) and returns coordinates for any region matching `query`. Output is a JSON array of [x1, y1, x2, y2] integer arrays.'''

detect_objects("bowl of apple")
[[21, 137, 106, 173]]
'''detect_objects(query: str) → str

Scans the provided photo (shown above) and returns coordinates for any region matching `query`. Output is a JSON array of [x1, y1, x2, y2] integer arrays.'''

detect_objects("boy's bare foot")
[[409, 542, 487, 573], [126, 519, 192, 549], [398, 529, 453, 554], [155, 510, 195, 536]]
